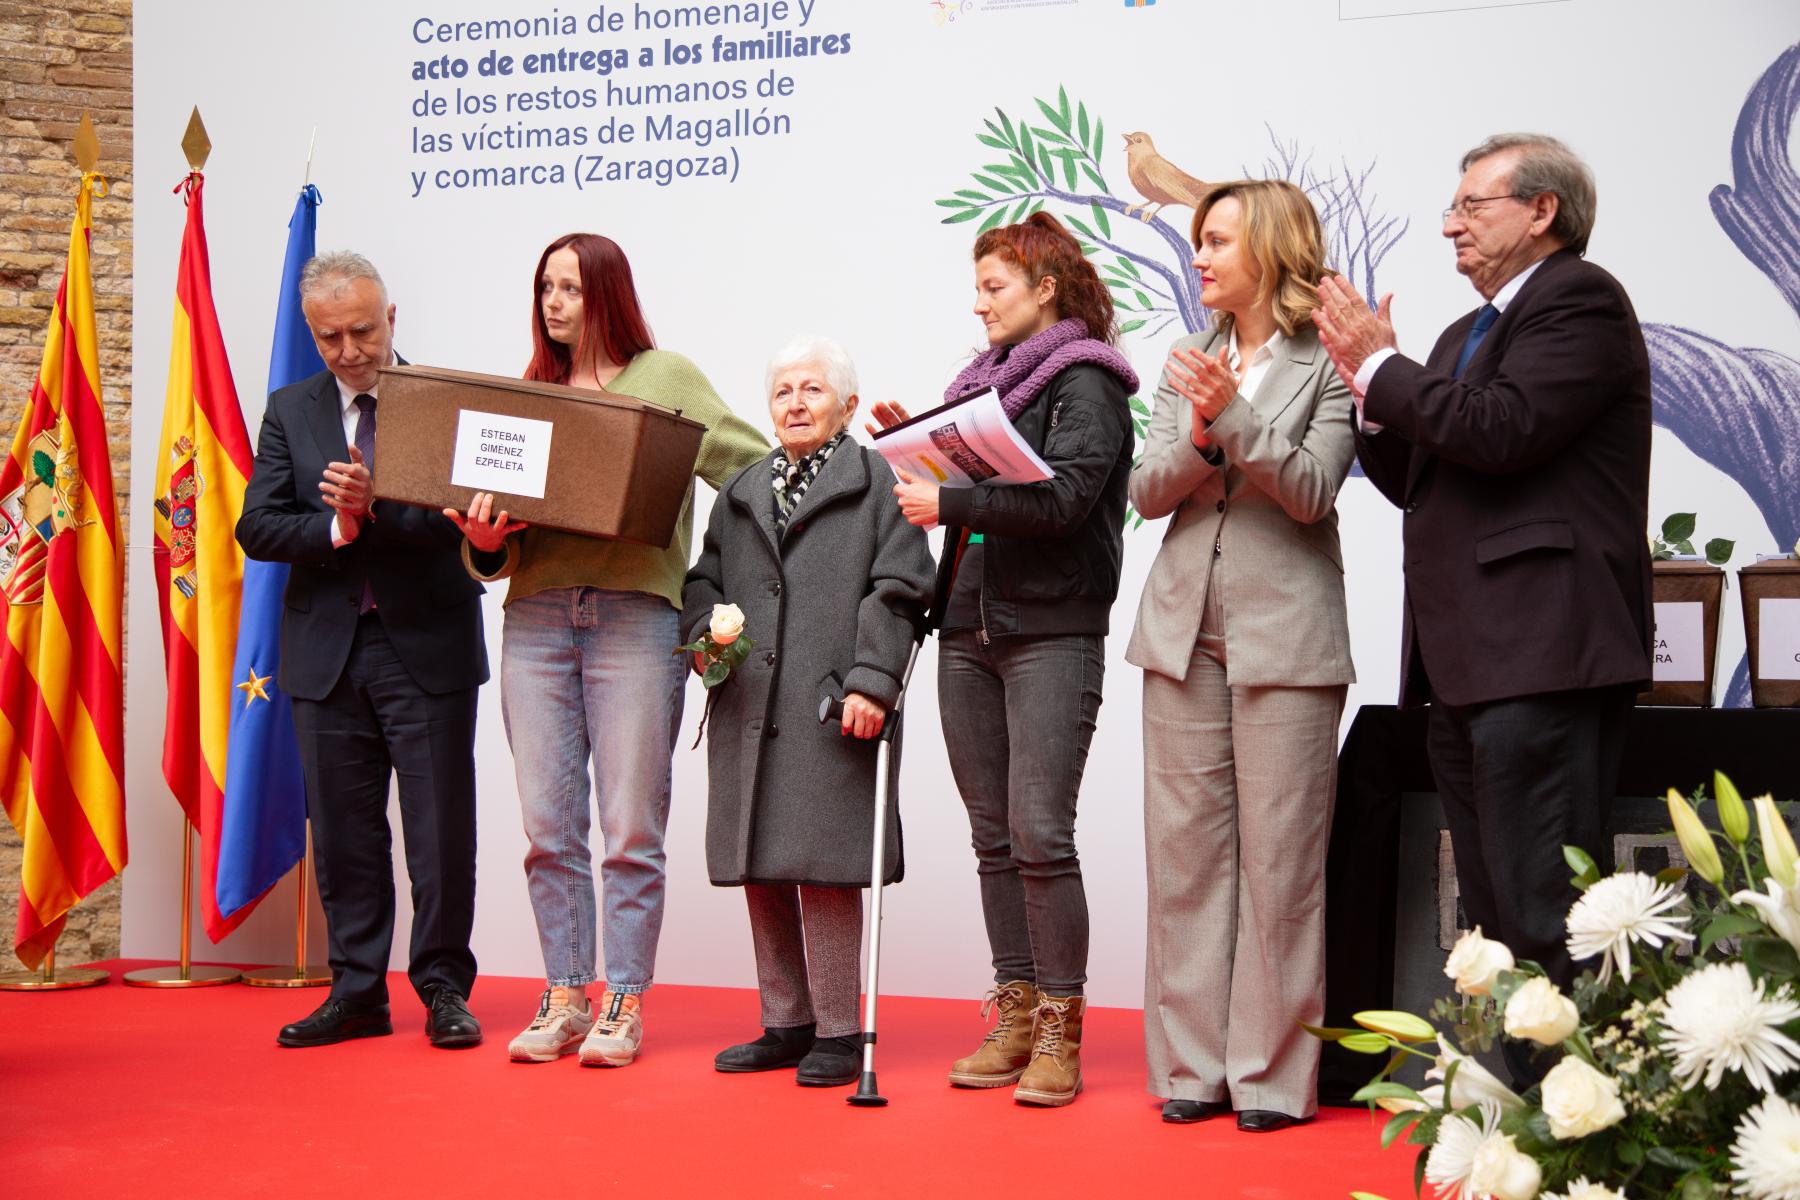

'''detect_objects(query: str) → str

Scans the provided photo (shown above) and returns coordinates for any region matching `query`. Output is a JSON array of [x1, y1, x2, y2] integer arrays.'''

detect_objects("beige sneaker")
[[508, 986, 595, 1062], [578, 991, 643, 1067]]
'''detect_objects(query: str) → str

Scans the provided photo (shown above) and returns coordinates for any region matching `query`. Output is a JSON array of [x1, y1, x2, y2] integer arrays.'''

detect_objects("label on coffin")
[[450, 409, 553, 499], [1759, 597, 1800, 680], [1651, 601, 1705, 682]]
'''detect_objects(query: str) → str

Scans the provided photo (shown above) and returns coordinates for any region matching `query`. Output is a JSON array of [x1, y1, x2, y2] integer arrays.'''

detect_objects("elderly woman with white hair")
[[681, 336, 933, 1088]]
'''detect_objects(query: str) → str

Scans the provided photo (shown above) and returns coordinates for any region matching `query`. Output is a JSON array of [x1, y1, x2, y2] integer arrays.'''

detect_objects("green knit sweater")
[[465, 349, 769, 608]]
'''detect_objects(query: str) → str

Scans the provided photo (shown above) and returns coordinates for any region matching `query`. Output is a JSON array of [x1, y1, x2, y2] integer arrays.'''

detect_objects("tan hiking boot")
[[578, 991, 643, 1067], [1014, 993, 1084, 1107], [948, 980, 1039, 1087], [507, 986, 594, 1062]]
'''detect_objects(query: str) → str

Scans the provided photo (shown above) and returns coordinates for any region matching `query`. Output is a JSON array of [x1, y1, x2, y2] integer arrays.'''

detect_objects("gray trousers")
[[1141, 587, 1345, 1115], [745, 883, 862, 1039]]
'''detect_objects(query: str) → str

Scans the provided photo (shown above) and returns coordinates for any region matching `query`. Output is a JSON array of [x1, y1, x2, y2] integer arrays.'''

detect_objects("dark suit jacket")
[[1356, 248, 1652, 708], [235, 367, 488, 701]]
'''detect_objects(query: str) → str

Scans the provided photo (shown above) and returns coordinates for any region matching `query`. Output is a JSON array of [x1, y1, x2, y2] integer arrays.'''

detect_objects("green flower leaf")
[[1705, 537, 1735, 565], [1081, 163, 1108, 193], [1743, 935, 1800, 978], [701, 661, 729, 688], [1298, 1021, 1360, 1041], [1092, 116, 1105, 161], [1065, 215, 1096, 240], [977, 206, 1008, 233], [1119, 318, 1147, 334], [1353, 1081, 1427, 1104], [941, 207, 985, 225], [1091, 201, 1111, 239], [1563, 844, 1600, 890], [1379, 1110, 1418, 1151], [976, 134, 1009, 150], [936, 198, 976, 209], [1661, 512, 1697, 542]]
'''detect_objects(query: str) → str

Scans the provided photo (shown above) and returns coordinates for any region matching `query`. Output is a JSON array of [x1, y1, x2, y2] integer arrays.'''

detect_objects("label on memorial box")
[[450, 410, 553, 499], [1759, 598, 1800, 680], [1652, 600, 1705, 681]]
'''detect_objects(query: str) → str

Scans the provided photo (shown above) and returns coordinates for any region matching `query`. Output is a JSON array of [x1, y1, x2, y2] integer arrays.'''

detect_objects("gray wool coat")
[[681, 442, 933, 888]]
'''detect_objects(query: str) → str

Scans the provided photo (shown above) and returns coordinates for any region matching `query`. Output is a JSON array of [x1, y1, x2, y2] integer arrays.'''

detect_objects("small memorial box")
[[1639, 559, 1725, 708], [1741, 558, 1800, 708], [371, 364, 705, 547]]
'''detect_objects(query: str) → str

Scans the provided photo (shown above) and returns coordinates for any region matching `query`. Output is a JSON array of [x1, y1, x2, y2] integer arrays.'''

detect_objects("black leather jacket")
[[933, 362, 1132, 638]]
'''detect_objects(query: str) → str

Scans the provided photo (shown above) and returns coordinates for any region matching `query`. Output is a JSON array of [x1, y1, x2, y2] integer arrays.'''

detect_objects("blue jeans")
[[502, 587, 686, 993]]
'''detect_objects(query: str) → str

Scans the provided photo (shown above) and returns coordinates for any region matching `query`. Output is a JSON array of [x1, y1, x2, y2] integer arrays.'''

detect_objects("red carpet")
[[1, 961, 1416, 1198]]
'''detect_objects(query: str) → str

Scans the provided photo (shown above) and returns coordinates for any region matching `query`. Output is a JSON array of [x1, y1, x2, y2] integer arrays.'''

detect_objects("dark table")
[[1320, 703, 1800, 1104]]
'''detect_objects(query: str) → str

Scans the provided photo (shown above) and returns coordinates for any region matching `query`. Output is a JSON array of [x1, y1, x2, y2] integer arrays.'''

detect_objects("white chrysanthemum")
[[1731, 1094, 1800, 1200], [1545, 1178, 1626, 1200], [1565, 872, 1693, 984], [1424, 1100, 1504, 1200], [1662, 961, 1800, 1093]]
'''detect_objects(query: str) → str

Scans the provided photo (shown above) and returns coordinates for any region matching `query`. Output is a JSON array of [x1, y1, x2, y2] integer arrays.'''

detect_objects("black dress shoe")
[[715, 1024, 815, 1073], [795, 1035, 861, 1087], [1237, 1109, 1311, 1133], [277, 997, 393, 1047], [424, 986, 482, 1049], [1162, 1099, 1230, 1124]]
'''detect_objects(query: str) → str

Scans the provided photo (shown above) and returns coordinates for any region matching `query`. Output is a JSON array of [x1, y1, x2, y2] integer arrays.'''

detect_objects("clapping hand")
[[1312, 275, 1397, 393], [864, 400, 912, 438], [444, 491, 528, 553], [1166, 346, 1244, 448], [321, 445, 373, 539]]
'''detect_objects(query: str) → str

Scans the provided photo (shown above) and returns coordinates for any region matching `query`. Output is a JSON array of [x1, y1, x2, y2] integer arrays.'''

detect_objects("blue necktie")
[[1452, 304, 1499, 378], [353, 394, 376, 612]]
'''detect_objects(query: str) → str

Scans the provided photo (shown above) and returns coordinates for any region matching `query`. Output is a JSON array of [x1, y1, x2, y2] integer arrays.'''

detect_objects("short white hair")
[[764, 335, 859, 406], [300, 250, 388, 306]]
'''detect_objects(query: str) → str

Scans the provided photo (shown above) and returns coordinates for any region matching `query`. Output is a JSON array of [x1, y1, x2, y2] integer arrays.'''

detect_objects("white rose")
[[709, 603, 746, 645], [1503, 977, 1580, 1046], [1445, 926, 1515, 996], [1468, 1133, 1542, 1200], [1541, 1057, 1627, 1141]]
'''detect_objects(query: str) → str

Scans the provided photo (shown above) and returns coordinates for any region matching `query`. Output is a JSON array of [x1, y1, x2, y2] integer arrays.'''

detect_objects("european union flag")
[[214, 185, 322, 924]]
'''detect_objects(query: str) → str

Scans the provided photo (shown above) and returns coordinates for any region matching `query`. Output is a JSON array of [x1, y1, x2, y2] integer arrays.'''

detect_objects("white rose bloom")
[[1504, 976, 1580, 1046], [1731, 1094, 1800, 1200], [709, 602, 746, 645], [1544, 1178, 1626, 1200], [1468, 1132, 1542, 1200], [1540, 1057, 1626, 1140], [1445, 925, 1515, 996], [1426, 1042, 1523, 1113]]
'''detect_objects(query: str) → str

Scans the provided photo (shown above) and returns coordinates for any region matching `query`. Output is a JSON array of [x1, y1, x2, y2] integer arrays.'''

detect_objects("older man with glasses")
[[1312, 133, 1653, 1085]]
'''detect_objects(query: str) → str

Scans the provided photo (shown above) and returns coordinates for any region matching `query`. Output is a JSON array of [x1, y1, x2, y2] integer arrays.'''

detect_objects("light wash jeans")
[[502, 587, 686, 994]]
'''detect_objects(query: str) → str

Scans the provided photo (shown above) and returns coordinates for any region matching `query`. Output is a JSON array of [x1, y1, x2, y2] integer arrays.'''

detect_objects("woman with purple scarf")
[[873, 213, 1137, 1107]]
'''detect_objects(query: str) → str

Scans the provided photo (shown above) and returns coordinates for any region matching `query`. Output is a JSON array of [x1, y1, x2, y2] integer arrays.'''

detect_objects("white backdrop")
[[125, 0, 1800, 1006]]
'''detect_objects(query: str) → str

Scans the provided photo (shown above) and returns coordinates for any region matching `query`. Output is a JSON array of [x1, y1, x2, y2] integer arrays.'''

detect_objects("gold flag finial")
[[73, 111, 99, 172], [182, 106, 211, 172]]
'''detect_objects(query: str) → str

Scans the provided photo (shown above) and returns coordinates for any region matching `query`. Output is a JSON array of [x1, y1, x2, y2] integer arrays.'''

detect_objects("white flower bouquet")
[[1314, 772, 1800, 1200]]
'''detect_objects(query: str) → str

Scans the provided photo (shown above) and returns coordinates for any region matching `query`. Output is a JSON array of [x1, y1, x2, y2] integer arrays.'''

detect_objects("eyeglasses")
[[1441, 194, 1526, 221]]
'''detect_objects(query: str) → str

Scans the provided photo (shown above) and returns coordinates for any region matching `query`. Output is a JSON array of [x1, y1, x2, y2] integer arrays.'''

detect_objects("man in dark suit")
[[237, 251, 488, 1049], [1313, 134, 1651, 1033]]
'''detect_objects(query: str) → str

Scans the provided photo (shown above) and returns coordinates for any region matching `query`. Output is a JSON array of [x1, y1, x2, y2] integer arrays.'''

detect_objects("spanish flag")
[[0, 171, 126, 968], [153, 171, 255, 943]]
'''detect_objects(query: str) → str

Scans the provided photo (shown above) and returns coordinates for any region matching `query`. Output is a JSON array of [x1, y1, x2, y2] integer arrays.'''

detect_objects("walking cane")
[[819, 634, 924, 1108]]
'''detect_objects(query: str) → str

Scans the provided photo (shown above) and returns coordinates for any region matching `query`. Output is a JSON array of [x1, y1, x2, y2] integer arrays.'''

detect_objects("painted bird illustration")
[[1122, 132, 1208, 223]]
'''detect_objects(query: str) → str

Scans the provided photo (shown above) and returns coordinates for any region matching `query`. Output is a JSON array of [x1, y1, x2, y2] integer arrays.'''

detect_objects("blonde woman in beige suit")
[[1125, 179, 1356, 1132]]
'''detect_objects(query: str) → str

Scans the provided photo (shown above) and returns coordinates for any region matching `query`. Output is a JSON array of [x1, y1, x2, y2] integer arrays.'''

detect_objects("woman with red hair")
[[452, 232, 767, 1070], [874, 213, 1138, 1107]]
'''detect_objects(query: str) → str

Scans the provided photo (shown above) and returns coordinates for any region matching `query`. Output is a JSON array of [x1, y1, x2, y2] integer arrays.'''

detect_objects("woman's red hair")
[[524, 232, 655, 384], [973, 212, 1117, 345]]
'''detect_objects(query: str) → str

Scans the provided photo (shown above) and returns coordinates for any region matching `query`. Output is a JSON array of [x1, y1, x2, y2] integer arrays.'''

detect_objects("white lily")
[[1426, 1041, 1523, 1113], [1736, 876, 1800, 956]]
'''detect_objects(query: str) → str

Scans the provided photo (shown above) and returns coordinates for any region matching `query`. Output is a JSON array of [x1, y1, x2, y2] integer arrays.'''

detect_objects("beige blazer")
[[1124, 325, 1357, 687]]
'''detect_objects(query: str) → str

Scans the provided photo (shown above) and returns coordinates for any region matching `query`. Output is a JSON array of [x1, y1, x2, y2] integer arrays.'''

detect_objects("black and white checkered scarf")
[[770, 431, 847, 535]]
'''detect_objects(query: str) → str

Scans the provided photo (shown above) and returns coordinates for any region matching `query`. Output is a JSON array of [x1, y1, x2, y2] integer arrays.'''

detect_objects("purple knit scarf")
[[944, 317, 1140, 419]]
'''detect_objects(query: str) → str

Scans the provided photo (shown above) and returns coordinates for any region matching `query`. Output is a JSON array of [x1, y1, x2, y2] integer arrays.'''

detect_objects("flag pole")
[[241, 827, 329, 987], [123, 818, 241, 987], [0, 940, 110, 990]]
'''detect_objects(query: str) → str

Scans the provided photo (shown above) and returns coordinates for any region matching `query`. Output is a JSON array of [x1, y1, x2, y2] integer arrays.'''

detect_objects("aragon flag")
[[152, 171, 256, 943], [213, 185, 320, 927], [0, 170, 127, 968]]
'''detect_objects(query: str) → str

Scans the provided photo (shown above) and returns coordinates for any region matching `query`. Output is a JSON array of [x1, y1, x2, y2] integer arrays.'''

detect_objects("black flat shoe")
[[795, 1035, 861, 1087], [715, 1025, 815, 1073], [424, 986, 482, 1048], [278, 997, 393, 1047], [1237, 1109, 1311, 1133], [1162, 1099, 1230, 1124]]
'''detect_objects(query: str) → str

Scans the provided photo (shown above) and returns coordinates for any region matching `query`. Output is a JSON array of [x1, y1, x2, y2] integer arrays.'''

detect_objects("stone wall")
[[0, 0, 132, 972]]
